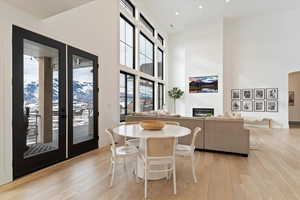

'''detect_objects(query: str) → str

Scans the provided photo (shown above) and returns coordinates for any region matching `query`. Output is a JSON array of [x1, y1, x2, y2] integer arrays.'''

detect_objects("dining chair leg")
[[166, 164, 170, 180], [123, 157, 127, 171], [124, 136, 127, 145], [173, 159, 177, 195], [108, 160, 113, 175], [110, 161, 116, 187], [191, 153, 197, 183], [144, 165, 148, 199], [135, 155, 139, 183]]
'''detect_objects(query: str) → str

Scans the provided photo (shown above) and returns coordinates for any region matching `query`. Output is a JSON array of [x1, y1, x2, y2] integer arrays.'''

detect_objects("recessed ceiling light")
[[225, 0, 231, 3], [198, 5, 203, 9], [175, 12, 179, 15]]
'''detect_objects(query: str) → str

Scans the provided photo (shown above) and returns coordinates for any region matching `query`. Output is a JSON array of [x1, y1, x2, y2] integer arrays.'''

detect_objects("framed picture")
[[254, 100, 265, 112], [231, 100, 241, 111], [267, 100, 278, 112], [289, 91, 295, 106], [254, 88, 265, 100], [242, 100, 253, 112], [266, 88, 278, 99], [231, 89, 241, 100], [189, 76, 218, 93], [242, 89, 253, 100]]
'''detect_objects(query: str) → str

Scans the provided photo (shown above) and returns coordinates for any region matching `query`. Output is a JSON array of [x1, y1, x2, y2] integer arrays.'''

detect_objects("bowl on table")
[[140, 120, 165, 130]]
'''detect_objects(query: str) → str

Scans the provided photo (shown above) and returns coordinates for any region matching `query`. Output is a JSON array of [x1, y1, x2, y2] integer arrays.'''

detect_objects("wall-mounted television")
[[189, 75, 218, 93]]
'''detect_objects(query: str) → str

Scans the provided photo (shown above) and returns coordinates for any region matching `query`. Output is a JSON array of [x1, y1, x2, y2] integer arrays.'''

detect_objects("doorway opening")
[[288, 71, 300, 128]]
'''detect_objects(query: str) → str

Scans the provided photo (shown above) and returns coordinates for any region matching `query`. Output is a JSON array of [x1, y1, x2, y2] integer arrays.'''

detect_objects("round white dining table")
[[112, 124, 191, 180], [112, 124, 191, 138]]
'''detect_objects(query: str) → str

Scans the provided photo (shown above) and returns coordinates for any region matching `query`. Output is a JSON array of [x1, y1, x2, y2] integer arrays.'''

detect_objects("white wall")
[[224, 10, 300, 128], [167, 33, 186, 115], [168, 9, 300, 127], [0, 0, 119, 185], [288, 72, 300, 122], [0, 0, 168, 185], [0, 1, 43, 185], [168, 18, 224, 116], [42, 0, 120, 148]]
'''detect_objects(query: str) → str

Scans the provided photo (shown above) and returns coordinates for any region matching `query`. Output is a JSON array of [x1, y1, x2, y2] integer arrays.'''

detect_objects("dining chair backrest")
[[164, 121, 180, 126], [146, 137, 176, 158], [105, 128, 116, 157], [191, 127, 201, 149]]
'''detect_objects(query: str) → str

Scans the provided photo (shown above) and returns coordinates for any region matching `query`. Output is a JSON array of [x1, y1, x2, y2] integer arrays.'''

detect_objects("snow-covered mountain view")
[[24, 79, 93, 106]]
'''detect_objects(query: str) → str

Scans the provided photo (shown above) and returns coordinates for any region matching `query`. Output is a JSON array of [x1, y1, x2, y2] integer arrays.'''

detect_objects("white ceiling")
[[139, 0, 300, 33], [2, 0, 300, 34], [1, 0, 95, 18]]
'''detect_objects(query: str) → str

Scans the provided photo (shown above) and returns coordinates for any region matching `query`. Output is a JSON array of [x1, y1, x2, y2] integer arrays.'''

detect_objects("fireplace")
[[193, 108, 214, 117]]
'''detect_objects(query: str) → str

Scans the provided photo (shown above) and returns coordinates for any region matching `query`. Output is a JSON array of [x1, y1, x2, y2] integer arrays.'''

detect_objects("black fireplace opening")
[[193, 108, 214, 117]]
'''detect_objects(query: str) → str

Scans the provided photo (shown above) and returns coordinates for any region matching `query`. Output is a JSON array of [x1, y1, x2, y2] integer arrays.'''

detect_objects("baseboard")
[[0, 175, 12, 187], [195, 148, 248, 157]]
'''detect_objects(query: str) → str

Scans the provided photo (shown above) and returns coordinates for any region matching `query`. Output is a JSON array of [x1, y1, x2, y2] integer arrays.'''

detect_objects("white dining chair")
[[175, 127, 201, 183], [105, 128, 139, 187], [164, 121, 180, 146], [139, 137, 177, 199], [120, 121, 140, 148]]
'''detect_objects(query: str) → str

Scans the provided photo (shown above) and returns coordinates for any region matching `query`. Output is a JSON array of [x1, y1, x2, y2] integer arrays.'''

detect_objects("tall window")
[[120, 0, 135, 17], [139, 33, 154, 76], [139, 78, 154, 112], [140, 14, 155, 36], [157, 48, 163, 80], [120, 72, 135, 121], [158, 33, 164, 46], [158, 83, 164, 110], [120, 15, 135, 68]]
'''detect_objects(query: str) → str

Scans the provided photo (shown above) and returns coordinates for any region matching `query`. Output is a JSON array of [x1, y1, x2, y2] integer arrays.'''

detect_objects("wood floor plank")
[[1, 127, 300, 200]]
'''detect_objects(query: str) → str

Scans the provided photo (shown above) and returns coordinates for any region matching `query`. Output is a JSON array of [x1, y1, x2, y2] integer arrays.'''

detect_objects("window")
[[139, 33, 154, 76], [158, 33, 164, 46], [120, 72, 135, 121], [158, 83, 164, 110], [120, 15, 135, 68], [120, 0, 135, 17], [157, 48, 163, 80], [139, 78, 154, 112], [140, 14, 155, 36]]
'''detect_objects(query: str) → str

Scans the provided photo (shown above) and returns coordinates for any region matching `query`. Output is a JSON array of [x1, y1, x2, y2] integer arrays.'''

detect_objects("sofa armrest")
[[205, 119, 249, 155]]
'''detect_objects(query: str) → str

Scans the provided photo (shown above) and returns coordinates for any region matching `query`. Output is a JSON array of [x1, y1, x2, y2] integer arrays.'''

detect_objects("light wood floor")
[[1, 128, 300, 200]]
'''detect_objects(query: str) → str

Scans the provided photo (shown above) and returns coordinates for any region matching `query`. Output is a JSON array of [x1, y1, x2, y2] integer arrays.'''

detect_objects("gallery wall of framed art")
[[231, 88, 279, 112]]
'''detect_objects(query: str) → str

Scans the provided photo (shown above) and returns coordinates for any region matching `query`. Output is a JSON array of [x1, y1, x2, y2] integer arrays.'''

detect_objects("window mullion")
[[124, 23, 127, 67], [125, 74, 128, 115]]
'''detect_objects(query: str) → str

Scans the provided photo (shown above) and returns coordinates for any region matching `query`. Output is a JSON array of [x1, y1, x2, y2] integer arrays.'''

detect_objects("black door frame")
[[12, 25, 67, 179], [67, 46, 99, 158], [120, 71, 136, 121], [139, 77, 155, 111]]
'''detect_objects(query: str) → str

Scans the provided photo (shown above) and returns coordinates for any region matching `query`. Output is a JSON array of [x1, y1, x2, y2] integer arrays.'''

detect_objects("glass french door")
[[12, 26, 99, 178], [13, 26, 67, 178], [67, 46, 99, 158]]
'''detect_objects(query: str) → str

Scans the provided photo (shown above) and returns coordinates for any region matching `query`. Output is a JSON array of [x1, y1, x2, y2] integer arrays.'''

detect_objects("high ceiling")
[[139, 0, 300, 33], [1, 0, 95, 18], [2, 0, 300, 34]]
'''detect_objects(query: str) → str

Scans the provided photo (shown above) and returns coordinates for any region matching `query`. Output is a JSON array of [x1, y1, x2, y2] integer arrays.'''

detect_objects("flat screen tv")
[[189, 75, 218, 93]]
